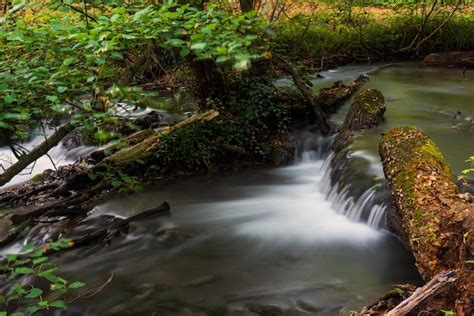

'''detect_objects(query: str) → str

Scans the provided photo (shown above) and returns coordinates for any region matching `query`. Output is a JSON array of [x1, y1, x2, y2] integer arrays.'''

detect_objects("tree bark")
[[380, 126, 474, 314], [0, 123, 75, 188], [272, 54, 331, 135], [239, 0, 255, 12]]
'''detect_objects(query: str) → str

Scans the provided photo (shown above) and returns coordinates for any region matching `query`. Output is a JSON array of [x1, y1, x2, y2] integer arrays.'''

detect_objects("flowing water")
[[3, 62, 474, 315]]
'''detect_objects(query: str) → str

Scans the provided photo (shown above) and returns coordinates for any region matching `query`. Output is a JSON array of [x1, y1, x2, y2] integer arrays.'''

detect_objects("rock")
[[423, 51, 474, 68]]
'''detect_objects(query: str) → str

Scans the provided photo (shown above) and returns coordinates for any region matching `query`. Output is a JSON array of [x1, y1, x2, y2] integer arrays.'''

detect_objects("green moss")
[[31, 173, 45, 182]]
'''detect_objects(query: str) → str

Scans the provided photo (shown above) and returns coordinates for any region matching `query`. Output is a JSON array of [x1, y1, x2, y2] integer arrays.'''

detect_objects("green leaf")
[[14, 267, 34, 275], [95, 58, 106, 65], [50, 300, 67, 309], [69, 281, 86, 289], [190, 42, 207, 50], [57, 86, 68, 93], [32, 257, 48, 266], [179, 48, 190, 57], [46, 95, 58, 102], [25, 288, 43, 299], [63, 57, 76, 66], [3, 95, 15, 104], [20, 243, 35, 253], [6, 254, 17, 262], [37, 300, 49, 307]]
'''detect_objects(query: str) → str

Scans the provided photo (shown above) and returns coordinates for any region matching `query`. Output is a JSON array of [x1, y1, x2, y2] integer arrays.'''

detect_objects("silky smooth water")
[[56, 160, 420, 315], [7, 62, 474, 315], [331, 63, 474, 176]]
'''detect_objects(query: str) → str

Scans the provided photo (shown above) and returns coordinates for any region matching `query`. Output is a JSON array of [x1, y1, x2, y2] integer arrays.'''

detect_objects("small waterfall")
[[320, 150, 387, 229], [297, 129, 388, 230], [367, 204, 387, 229]]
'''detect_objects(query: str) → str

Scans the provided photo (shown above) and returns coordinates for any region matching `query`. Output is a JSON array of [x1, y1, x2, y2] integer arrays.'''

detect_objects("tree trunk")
[[239, 0, 255, 12], [379, 126, 474, 314], [189, 59, 227, 110]]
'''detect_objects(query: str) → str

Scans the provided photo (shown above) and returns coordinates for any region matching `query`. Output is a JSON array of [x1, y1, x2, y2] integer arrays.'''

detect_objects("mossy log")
[[423, 51, 474, 68], [332, 89, 386, 151], [99, 110, 218, 167], [0, 111, 220, 245], [380, 126, 474, 314], [284, 75, 369, 124], [315, 75, 369, 114]]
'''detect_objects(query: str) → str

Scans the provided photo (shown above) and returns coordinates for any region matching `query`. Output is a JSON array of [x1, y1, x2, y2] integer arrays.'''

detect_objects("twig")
[[67, 273, 114, 303]]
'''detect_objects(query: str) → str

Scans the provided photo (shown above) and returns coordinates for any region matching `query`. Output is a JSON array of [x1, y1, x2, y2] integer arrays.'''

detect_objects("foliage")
[[273, 7, 474, 68], [153, 82, 288, 172], [0, 0, 270, 143], [458, 156, 474, 181], [0, 240, 85, 315], [89, 167, 143, 192]]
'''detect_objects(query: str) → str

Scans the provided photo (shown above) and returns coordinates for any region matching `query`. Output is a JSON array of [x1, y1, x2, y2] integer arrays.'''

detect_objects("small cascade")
[[296, 129, 388, 230], [322, 152, 387, 229], [367, 204, 387, 229]]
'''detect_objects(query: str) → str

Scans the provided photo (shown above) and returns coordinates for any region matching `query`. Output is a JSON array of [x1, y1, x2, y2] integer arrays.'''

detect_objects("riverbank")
[[272, 6, 474, 71]]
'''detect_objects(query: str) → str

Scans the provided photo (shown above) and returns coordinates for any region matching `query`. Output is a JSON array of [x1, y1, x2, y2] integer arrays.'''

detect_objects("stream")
[[2, 62, 474, 315]]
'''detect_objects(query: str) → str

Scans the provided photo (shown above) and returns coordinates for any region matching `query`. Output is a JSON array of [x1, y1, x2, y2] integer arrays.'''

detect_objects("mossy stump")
[[380, 126, 473, 314]]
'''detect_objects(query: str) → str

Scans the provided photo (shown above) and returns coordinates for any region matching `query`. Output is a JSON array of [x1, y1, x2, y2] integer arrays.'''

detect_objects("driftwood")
[[272, 54, 331, 135], [0, 123, 75, 187], [387, 270, 457, 316], [380, 126, 474, 314], [423, 51, 474, 68], [332, 89, 385, 151]]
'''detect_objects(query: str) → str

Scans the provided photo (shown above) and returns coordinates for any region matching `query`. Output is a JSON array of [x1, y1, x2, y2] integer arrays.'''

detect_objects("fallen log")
[[423, 51, 474, 68], [379, 126, 474, 314], [332, 89, 386, 151], [0, 123, 75, 187]]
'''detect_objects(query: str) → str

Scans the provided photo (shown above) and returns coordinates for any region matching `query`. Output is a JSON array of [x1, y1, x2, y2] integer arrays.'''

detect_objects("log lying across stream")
[[377, 127, 474, 314], [423, 51, 474, 68]]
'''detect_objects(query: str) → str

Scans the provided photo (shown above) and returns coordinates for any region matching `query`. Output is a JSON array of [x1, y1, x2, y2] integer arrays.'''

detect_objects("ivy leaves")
[[0, 240, 85, 315]]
